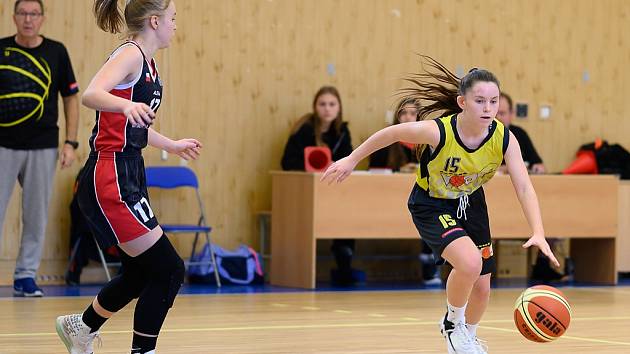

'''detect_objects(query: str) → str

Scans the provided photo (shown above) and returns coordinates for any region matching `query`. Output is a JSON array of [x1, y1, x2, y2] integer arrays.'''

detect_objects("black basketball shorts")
[[408, 183, 496, 275], [76, 152, 159, 249]]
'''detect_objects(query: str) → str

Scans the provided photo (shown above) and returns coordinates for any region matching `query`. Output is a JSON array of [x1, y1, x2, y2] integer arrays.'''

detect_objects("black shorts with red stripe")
[[77, 151, 159, 249], [407, 183, 496, 275]]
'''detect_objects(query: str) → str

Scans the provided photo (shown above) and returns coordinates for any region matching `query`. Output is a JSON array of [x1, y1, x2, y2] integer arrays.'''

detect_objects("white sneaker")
[[440, 314, 478, 354], [471, 336, 488, 354], [56, 314, 101, 354], [423, 276, 443, 286]]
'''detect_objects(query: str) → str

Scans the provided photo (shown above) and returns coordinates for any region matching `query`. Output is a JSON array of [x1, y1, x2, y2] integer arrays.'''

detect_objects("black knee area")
[[163, 252, 185, 307], [97, 250, 148, 312], [133, 235, 184, 336], [134, 235, 184, 308]]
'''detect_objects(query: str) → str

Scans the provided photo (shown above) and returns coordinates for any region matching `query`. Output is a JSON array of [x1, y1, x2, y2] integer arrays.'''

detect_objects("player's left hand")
[[169, 138, 202, 160], [522, 235, 560, 268], [60, 144, 76, 169]]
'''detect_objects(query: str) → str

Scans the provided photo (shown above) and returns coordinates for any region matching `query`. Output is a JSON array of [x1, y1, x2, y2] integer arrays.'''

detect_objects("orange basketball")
[[513, 285, 571, 342]]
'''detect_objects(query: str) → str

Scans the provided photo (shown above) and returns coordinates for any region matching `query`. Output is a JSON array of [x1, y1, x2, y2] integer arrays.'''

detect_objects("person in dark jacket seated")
[[369, 97, 421, 173], [369, 97, 441, 286], [281, 86, 359, 285]]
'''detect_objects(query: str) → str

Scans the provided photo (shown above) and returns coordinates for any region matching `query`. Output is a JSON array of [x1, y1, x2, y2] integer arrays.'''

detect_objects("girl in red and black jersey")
[[56, 1, 200, 353]]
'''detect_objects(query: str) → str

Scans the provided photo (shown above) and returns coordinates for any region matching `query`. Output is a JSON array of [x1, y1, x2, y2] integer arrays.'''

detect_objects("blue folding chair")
[[145, 166, 221, 287]]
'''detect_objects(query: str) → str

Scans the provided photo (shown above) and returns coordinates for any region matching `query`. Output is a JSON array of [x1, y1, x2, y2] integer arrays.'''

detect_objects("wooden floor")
[[1, 287, 629, 353]]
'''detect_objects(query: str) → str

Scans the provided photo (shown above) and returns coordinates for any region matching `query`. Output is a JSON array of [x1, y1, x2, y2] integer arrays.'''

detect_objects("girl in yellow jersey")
[[322, 56, 559, 354]]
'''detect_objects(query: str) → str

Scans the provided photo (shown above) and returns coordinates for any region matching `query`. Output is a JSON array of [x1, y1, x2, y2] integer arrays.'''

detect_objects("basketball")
[[513, 285, 571, 342]]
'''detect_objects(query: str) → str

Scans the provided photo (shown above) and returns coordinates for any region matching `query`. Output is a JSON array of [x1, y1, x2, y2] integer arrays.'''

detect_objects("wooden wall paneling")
[[2, 1, 630, 284]]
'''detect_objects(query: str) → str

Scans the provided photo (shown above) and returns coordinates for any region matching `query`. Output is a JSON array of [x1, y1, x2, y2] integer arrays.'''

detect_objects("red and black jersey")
[[88, 41, 163, 155], [79, 42, 163, 246]]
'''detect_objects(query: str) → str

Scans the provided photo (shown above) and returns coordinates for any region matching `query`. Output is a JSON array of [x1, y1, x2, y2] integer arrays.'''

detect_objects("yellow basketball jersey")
[[416, 114, 509, 199]]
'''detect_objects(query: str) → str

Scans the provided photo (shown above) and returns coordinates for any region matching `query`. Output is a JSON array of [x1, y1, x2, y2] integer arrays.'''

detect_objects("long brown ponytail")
[[397, 55, 500, 157]]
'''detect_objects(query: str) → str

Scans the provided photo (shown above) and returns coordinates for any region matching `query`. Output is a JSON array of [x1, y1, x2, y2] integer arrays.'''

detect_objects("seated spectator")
[[281, 86, 352, 170], [369, 97, 441, 285], [497, 93, 546, 174], [369, 97, 420, 173], [281, 86, 358, 285]]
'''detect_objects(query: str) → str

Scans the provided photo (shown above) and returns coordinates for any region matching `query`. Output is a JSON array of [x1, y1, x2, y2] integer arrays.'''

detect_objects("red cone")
[[304, 146, 332, 172], [562, 150, 598, 174]]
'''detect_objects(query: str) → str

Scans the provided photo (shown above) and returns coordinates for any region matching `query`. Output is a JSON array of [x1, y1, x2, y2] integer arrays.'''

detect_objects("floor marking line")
[[3, 316, 630, 338], [480, 325, 630, 346]]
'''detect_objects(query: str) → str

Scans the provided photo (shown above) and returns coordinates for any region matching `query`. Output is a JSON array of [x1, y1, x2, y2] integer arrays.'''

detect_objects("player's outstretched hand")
[[522, 235, 560, 268], [169, 138, 202, 160], [320, 156, 358, 184]]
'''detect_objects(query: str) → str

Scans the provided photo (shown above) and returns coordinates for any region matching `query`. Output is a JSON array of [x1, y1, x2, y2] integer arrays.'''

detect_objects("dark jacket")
[[281, 120, 352, 171]]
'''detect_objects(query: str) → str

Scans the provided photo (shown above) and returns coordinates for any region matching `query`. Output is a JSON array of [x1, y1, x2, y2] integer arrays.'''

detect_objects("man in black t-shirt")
[[0, 0, 80, 297], [497, 92, 546, 174]]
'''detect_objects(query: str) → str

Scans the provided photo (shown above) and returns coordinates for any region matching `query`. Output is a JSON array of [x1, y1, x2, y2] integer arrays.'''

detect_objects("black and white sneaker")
[[439, 313, 478, 354]]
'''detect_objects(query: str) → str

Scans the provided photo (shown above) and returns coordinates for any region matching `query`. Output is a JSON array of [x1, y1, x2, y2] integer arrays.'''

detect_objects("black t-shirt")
[[509, 124, 543, 165], [281, 120, 353, 171], [0, 35, 79, 149]]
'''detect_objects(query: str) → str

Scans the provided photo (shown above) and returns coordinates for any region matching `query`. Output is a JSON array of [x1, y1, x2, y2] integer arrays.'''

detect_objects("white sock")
[[466, 323, 479, 338], [446, 301, 467, 324]]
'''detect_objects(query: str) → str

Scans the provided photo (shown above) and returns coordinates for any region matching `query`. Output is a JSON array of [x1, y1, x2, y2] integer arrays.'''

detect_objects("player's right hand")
[[522, 235, 561, 268], [320, 156, 358, 184], [124, 102, 155, 128]]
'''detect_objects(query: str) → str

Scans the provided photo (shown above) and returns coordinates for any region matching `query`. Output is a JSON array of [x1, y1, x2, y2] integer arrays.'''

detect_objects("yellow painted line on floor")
[[573, 316, 630, 321], [368, 313, 386, 318], [271, 303, 288, 307], [0, 321, 445, 337], [4, 315, 630, 338], [333, 309, 352, 314], [470, 316, 630, 324], [572, 288, 630, 295], [480, 325, 630, 346], [560, 335, 630, 346]]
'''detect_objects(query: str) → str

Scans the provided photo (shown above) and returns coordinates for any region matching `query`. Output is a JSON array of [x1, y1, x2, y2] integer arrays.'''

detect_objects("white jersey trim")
[[111, 43, 144, 90]]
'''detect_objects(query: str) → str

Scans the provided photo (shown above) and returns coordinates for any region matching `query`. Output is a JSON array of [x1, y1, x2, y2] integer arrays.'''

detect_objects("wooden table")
[[617, 181, 630, 273], [270, 172, 619, 289]]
